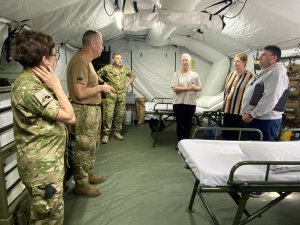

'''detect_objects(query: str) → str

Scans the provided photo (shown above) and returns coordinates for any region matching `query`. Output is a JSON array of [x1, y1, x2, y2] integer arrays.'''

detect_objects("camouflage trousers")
[[72, 104, 102, 185], [27, 179, 64, 225], [103, 94, 126, 136]]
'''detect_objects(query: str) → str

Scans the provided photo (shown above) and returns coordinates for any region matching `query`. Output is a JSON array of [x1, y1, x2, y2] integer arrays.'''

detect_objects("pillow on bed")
[[196, 93, 223, 108], [239, 141, 300, 173]]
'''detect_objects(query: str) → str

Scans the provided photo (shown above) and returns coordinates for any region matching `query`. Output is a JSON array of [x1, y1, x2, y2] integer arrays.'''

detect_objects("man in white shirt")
[[241, 45, 288, 141]]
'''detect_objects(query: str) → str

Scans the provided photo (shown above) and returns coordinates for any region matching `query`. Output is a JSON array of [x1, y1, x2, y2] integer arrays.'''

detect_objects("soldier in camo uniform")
[[12, 30, 75, 224], [97, 52, 136, 144], [67, 30, 115, 197]]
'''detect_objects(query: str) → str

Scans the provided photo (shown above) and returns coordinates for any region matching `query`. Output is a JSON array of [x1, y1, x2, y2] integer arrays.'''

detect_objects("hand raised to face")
[[32, 65, 62, 91]]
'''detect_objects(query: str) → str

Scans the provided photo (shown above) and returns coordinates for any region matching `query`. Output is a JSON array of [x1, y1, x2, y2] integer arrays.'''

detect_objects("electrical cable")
[[104, 0, 116, 17]]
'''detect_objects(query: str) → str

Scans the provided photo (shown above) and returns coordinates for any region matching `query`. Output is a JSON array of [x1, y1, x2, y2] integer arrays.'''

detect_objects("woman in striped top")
[[223, 52, 253, 140]]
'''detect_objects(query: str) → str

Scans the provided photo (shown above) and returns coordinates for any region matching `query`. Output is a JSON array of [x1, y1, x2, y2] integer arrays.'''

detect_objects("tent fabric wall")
[[105, 39, 212, 100], [200, 57, 230, 96], [55, 37, 218, 102], [0, 22, 8, 55], [170, 35, 230, 96], [1, 0, 300, 105], [55, 46, 75, 94]]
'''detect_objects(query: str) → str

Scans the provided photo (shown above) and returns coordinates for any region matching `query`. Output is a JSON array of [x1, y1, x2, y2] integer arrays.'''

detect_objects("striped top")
[[223, 70, 252, 115]]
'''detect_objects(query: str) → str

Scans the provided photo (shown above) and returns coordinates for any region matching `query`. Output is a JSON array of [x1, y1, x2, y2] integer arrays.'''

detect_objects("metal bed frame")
[[192, 126, 263, 141], [193, 110, 223, 127], [186, 161, 300, 225], [145, 98, 175, 147], [182, 127, 300, 225], [146, 98, 224, 147]]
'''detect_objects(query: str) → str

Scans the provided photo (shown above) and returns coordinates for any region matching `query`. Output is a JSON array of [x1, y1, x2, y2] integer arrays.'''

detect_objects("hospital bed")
[[145, 98, 174, 147], [179, 137, 300, 225], [145, 95, 224, 147], [145, 94, 224, 118]]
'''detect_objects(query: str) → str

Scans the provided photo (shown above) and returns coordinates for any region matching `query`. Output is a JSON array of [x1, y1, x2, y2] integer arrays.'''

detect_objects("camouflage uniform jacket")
[[97, 64, 133, 95], [11, 69, 67, 185]]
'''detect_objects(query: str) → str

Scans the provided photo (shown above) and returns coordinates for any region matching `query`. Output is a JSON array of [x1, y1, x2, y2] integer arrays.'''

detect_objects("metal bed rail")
[[151, 97, 172, 103], [182, 138, 300, 225], [226, 160, 300, 225], [229, 160, 300, 186], [146, 98, 174, 147], [192, 126, 263, 141], [153, 102, 173, 112], [193, 110, 223, 126], [186, 160, 300, 225]]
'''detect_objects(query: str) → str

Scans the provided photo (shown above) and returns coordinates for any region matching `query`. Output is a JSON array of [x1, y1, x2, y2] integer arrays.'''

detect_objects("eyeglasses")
[[50, 52, 60, 61]]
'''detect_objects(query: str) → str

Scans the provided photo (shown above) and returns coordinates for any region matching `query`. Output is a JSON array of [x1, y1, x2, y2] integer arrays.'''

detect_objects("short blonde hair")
[[234, 52, 248, 63], [181, 53, 192, 63]]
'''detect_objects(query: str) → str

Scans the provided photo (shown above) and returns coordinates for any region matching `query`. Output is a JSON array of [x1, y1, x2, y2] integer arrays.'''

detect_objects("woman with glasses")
[[12, 30, 75, 224]]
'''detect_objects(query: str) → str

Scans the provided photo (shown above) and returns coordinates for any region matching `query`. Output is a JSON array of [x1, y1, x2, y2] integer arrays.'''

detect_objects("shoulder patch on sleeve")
[[34, 88, 54, 106], [77, 77, 84, 81]]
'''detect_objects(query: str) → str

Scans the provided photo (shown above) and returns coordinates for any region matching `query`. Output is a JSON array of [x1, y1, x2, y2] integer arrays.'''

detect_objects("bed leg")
[[232, 192, 250, 225], [186, 180, 199, 213], [229, 193, 251, 217], [184, 163, 190, 169], [240, 192, 291, 225], [152, 115, 163, 147]]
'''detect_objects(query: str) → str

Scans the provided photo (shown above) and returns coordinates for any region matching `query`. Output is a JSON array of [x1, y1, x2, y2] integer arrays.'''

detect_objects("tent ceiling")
[[222, 0, 300, 50], [0, 0, 82, 21], [0, 0, 300, 56]]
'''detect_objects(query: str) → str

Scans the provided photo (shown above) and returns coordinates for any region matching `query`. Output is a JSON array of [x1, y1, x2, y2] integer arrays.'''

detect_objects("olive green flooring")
[[63, 123, 300, 225]]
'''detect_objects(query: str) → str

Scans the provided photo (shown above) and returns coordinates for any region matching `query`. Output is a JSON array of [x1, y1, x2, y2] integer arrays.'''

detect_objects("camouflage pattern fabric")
[[72, 104, 102, 185], [11, 70, 67, 225], [97, 64, 133, 94], [97, 64, 133, 135], [103, 92, 126, 135], [30, 181, 64, 225]]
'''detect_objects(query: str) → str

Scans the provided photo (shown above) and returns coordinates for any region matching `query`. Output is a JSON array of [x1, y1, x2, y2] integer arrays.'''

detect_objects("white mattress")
[[195, 100, 223, 114], [145, 102, 173, 113], [179, 139, 300, 187]]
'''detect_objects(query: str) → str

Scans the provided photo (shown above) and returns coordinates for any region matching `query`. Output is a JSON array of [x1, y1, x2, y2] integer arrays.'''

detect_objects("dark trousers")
[[244, 118, 282, 141], [222, 113, 244, 140], [173, 104, 196, 142]]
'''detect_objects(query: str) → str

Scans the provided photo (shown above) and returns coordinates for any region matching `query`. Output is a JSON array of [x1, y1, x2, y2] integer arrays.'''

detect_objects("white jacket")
[[241, 62, 288, 120]]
